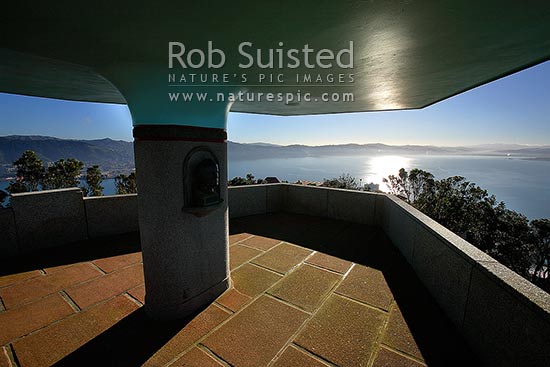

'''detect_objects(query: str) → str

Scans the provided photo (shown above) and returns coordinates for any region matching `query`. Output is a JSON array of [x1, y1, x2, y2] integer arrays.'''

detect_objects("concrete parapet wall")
[[84, 194, 139, 238], [228, 184, 382, 227], [0, 207, 18, 258], [227, 184, 286, 218], [11, 188, 88, 254], [1, 188, 139, 259], [380, 194, 550, 367]]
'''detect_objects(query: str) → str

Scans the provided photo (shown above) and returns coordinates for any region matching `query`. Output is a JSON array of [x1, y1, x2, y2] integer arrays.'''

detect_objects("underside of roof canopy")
[[1, 0, 549, 117]]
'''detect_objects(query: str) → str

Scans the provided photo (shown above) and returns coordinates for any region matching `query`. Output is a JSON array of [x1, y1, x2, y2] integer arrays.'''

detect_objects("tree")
[[383, 168, 408, 199], [84, 165, 104, 196], [43, 158, 84, 190], [489, 209, 533, 277], [115, 172, 137, 194], [322, 173, 359, 190], [408, 168, 435, 203], [383, 168, 434, 203], [414, 175, 502, 251], [530, 219, 550, 290], [228, 173, 257, 186], [385, 167, 544, 287], [7, 150, 45, 193]]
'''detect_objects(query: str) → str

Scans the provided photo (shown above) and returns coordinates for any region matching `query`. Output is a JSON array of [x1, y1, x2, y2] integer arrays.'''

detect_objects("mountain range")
[[1, 135, 549, 179], [0, 135, 134, 178], [227, 141, 550, 160]]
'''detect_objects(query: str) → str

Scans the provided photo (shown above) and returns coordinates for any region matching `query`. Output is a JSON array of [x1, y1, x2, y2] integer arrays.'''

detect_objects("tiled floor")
[[0, 213, 478, 367]]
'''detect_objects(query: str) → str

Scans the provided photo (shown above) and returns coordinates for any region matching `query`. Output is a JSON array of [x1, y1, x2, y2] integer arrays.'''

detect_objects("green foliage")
[[84, 165, 104, 197], [415, 175, 502, 251], [489, 209, 533, 276], [7, 150, 45, 193], [42, 158, 84, 190], [115, 172, 137, 194], [530, 219, 550, 289], [385, 167, 550, 290], [7, 151, 86, 193], [228, 173, 257, 186], [322, 173, 359, 190], [383, 168, 434, 202]]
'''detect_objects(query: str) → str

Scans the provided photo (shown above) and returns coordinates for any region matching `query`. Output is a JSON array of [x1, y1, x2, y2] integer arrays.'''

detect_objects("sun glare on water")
[[363, 155, 411, 191]]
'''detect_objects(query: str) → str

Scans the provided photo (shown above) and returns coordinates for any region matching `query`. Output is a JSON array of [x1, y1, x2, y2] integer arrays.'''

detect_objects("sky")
[[0, 61, 549, 146]]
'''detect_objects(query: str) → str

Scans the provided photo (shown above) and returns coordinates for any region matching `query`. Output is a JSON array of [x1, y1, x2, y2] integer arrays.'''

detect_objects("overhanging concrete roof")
[[1, 1, 549, 117]]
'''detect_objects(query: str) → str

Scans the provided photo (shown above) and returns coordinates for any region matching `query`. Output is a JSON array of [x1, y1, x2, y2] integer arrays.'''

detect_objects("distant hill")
[[1, 135, 549, 178], [0, 135, 134, 178], [227, 141, 550, 160]]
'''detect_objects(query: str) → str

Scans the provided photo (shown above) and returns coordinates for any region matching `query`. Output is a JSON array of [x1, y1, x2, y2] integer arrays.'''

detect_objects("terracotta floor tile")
[[230, 245, 263, 270], [172, 347, 224, 367], [203, 295, 309, 367], [0, 293, 75, 345], [0, 346, 13, 367], [216, 288, 251, 312], [0, 270, 42, 288], [92, 252, 142, 273], [12, 295, 139, 367], [371, 347, 426, 367], [382, 304, 424, 361], [127, 284, 145, 304], [272, 345, 330, 367], [231, 263, 282, 297], [268, 264, 341, 312], [143, 304, 231, 367], [229, 232, 253, 245], [241, 236, 282, 251], [0, 263, 102, 309], [335, 265, 393, 311], [251, 243, 312, 274], [43, 264, 77, 274], [65, 263, 144, 309], [294, 294, 387, 367], [306, 252, 352, 274]]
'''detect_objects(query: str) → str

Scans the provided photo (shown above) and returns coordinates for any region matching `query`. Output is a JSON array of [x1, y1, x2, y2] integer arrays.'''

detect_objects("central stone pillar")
[[133, 124, 230, 320]]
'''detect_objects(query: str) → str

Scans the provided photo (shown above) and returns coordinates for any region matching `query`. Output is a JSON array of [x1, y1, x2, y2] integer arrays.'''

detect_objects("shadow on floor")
[[52, 307, 200, 367], [6, 213, 479, 366], [231, 212, 480, 367], [0, 232, 141, 277]]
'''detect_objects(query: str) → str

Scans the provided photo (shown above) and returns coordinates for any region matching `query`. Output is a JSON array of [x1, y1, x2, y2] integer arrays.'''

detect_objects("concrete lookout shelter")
[[1, 2, 550, 366]]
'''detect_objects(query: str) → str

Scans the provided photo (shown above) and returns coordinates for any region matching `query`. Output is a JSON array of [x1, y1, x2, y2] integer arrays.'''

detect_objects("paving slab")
[[294, 294, 387, 367], [336, 264, 393, 311], [268, 264, 341, 312], [252, 243, 312, 274], [203, 295, 309, 367]]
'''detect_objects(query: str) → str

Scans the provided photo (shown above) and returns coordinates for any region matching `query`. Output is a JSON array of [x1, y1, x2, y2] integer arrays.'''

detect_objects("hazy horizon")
[[2, 134, 550, 148]]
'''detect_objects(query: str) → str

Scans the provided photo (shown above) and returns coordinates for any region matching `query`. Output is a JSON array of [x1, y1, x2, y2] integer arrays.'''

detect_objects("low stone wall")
[[0, 207, 18, 258], [379, 193, 550, 367], [84, 194, 138, 238], [228, 183, 384, 227], [1, 188, 139, 258], [227, 183, 283, 218], [11, 188, 88, 253]]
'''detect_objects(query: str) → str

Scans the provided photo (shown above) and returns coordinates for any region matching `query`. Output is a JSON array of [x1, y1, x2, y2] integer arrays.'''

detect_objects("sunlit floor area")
[[0, 213, 478, 367]]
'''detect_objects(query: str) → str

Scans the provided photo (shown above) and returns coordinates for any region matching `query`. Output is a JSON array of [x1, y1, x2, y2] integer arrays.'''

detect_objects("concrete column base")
[[133, 125, 230, 320], [145, 277, 231, 320]]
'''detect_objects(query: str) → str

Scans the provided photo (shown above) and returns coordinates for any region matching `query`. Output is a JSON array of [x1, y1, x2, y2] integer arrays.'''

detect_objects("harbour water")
[[2, 155, 549, 219]]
